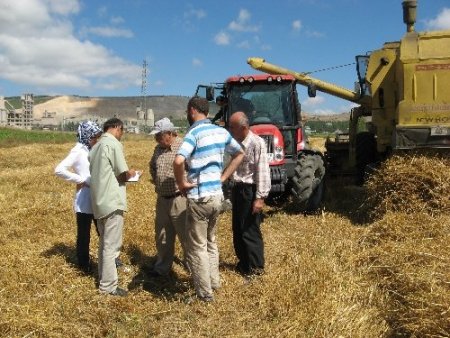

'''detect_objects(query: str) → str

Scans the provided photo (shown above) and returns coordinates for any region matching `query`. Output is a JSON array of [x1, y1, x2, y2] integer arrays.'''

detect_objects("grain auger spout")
[[247, 57, 370, 105]]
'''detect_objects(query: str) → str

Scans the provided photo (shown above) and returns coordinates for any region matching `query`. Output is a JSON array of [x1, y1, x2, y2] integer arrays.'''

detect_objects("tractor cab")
[[194, 74, 325, 212]]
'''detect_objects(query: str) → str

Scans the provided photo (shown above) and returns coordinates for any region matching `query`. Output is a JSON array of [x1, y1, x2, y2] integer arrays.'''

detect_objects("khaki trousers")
[[97, 210, 123, 293], [153, 195, 187, 275], [185, 195, 222, 299]]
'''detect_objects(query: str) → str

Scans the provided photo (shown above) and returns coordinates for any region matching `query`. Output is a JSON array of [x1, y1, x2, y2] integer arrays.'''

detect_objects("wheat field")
[[0, 135, 448, 337]]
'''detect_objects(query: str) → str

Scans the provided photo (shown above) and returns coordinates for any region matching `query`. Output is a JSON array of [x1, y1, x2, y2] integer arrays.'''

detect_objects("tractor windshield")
[[228, 82, 295, 126]]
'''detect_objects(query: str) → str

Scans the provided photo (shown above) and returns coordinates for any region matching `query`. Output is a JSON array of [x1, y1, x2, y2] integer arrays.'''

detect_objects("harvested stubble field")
[[0, 134, 448, 337]]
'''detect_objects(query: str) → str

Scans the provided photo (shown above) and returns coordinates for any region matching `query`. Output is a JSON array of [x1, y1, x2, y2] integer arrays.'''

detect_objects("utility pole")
[[141, 59, 147, 119]]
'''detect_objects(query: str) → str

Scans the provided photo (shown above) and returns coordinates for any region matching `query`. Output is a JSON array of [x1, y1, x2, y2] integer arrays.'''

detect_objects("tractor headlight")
[[274, 146, 284, 161]]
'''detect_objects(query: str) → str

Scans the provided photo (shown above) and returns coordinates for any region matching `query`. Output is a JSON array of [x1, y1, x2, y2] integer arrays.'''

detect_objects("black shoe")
[[78, 264, 92, 274], [109, 287, 128, 297], [199, 295, 214, 302], [249, 268, 265, 276], [147, 269, 163, 278], [184, 294, 214, 304], [234, 263, 250, 275]]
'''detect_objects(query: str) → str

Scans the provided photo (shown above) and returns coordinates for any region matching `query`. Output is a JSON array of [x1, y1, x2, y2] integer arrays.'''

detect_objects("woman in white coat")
[[55, 121, 102, 272]]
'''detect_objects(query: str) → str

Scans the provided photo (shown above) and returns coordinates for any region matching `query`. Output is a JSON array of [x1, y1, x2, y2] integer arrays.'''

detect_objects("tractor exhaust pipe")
[[402, 0, 417, 33]]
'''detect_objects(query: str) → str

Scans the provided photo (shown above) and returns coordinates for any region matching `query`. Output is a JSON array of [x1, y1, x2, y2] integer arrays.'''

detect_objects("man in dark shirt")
[[149, 118, 187, 276]]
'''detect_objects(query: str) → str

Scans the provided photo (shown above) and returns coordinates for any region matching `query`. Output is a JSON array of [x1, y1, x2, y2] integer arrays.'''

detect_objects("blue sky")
[[1, 0, 449, 114]]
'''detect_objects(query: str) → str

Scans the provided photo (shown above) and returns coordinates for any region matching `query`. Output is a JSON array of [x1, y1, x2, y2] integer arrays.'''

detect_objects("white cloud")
[[82, 26, 134, 38], [181, 6, 207, 32], [308, 108, 337, 115], [292, 20, 302, 31], [303, 101, 337, 115], [0, 0, 141, 93], [214, 31, 231, 45], [110, 16, 125, 25], [97, 5, 108, 18], [228, 9, 260, 32], [302, 95, 325, 107], [46, 0, 80, 15], [302, 96, 358, 115], [192, 58, 203, 67], [237, 40, 250, 49], [424, 8, 450, 30], [214, 8, 268, 49], [337, 102, 358, 113], [184, 8, 207, 20], [306, 30, 325, 38]]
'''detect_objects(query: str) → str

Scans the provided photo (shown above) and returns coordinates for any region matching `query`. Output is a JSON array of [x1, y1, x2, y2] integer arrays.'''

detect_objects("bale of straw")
[[364, 153, 450, 218], [357, 211, 450, 337]]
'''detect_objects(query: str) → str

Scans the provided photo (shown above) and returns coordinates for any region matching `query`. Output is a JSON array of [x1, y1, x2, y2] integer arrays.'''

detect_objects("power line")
[[304, 62, 355, 75]]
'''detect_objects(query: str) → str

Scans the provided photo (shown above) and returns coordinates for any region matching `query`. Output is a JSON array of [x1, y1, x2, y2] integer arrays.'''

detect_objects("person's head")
[[186, 96, 209, 126], [103, 117, 124, 140], [215, 95, 227, 107], [149, 117, 178, 148], [77, 121, 102, 149], [229, 111, 249, 142]]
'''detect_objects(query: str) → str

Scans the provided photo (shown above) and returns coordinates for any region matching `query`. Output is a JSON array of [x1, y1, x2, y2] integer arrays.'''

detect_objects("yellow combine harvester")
[[248, 0, 450, 183]]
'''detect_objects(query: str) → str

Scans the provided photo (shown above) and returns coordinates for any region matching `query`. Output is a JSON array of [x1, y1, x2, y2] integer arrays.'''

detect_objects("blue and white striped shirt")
[[177, 119, 242, 200]]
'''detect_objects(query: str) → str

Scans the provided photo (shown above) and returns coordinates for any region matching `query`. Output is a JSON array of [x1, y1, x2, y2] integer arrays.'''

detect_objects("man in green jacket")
[[89, 118, 139, 297]]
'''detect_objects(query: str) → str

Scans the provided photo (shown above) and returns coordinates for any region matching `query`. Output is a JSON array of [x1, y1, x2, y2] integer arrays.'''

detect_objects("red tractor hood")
[[250, 124, 285, 165]]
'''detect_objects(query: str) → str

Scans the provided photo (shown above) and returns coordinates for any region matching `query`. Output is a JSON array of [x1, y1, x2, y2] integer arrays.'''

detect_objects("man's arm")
[[149, 151, 157, 183], [173, 155, 196, 193], [221, 150, 244, 183], [252, 139, 271, 214]]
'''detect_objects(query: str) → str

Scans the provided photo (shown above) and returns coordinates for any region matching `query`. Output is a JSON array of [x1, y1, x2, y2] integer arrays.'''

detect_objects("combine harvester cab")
[[247, 0, 450, 184]]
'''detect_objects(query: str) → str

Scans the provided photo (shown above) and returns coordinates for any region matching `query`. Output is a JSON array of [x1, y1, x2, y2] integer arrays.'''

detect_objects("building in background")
[[0, 94, 34, 129]]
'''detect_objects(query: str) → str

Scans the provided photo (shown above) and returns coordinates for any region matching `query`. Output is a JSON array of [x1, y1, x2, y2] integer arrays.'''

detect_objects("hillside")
[[305, 112, 350, 121], [28, 95, 349, 125], [31, 95, 190, 124]]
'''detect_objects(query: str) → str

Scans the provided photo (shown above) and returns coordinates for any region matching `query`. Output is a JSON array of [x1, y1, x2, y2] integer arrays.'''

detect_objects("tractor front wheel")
[[291, 153, 325, 213]]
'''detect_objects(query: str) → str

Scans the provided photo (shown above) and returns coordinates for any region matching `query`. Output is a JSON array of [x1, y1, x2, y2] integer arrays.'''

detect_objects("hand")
[[178, 180, 197, 195], [76, 182, 88, 191], [252, 198, 264, 214], [127, 169, 137, 179]]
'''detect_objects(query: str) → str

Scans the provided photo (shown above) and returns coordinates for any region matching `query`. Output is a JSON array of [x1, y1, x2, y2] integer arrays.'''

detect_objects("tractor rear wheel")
[[291, 153, 325, 213]]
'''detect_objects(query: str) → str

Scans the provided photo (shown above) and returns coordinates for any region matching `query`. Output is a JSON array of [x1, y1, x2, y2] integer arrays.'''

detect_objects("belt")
[[233, 182, 255, 188], [161, 191, 183, 199]]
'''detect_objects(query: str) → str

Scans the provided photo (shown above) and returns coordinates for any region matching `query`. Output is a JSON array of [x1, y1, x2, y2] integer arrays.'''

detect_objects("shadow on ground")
[[126, 244, 192, 301]]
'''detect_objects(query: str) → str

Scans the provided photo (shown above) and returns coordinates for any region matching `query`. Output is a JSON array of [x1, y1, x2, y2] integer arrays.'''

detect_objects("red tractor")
[[196, 73, 325, 212]]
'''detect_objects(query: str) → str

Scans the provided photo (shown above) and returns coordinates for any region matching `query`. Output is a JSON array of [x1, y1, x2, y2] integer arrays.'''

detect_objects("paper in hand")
[[127, 171, 142, 182]]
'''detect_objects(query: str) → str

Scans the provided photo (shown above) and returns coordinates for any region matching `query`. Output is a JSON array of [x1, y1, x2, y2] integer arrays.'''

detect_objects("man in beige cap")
[[148, 118, 188, 277]]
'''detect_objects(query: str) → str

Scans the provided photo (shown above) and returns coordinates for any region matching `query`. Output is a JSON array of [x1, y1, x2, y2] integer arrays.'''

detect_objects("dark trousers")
[[232, 184, 264, 274], [76, 212, 98, 268]]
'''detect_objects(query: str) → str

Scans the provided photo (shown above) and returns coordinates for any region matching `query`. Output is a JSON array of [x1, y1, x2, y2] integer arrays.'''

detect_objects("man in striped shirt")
[[229, 111, 271, 278], [174, 97, 244, 302]]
